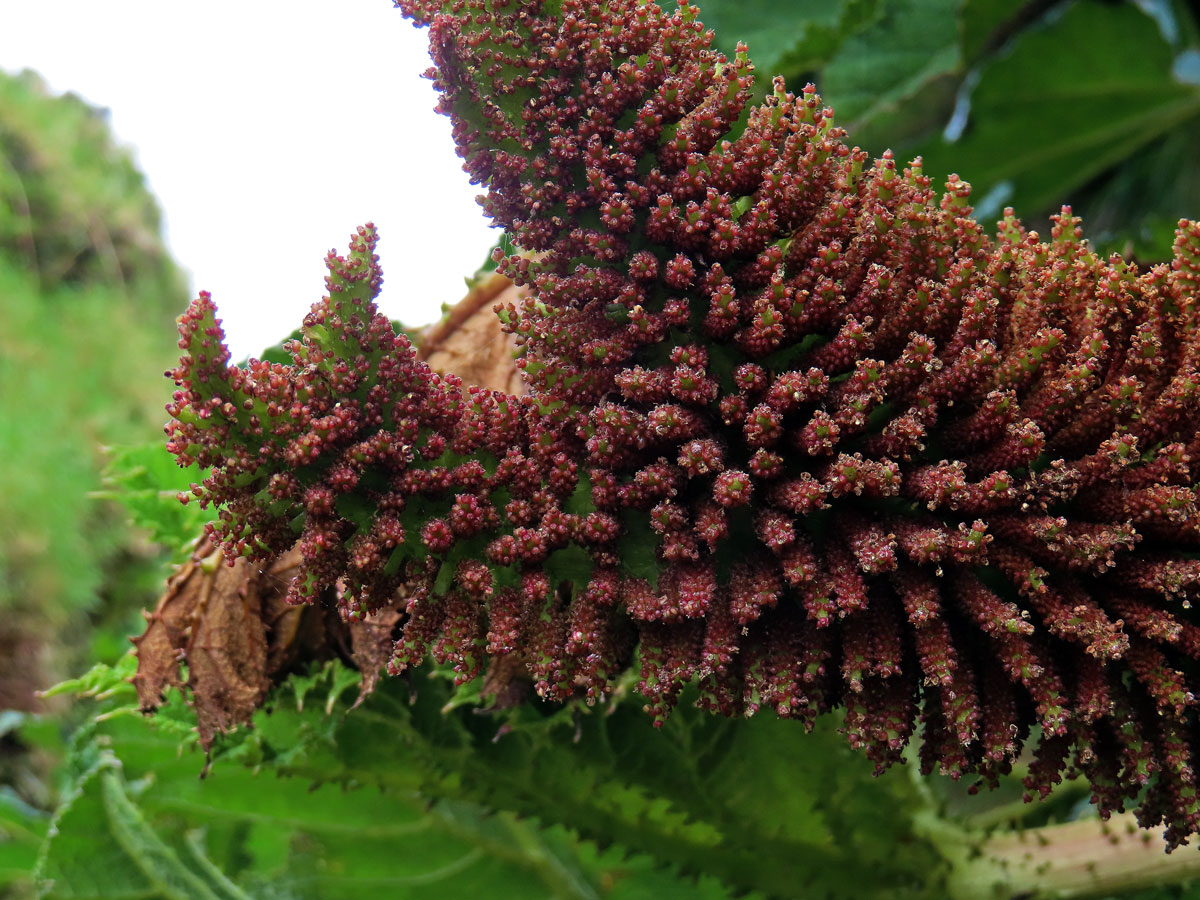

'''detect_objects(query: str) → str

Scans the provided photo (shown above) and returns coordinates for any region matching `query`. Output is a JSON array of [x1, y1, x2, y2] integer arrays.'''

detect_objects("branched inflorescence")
[[164, 0, 1200, 845]]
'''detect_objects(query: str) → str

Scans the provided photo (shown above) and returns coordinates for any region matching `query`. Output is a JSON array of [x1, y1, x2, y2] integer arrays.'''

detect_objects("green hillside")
[[0, 68, 186, 706]]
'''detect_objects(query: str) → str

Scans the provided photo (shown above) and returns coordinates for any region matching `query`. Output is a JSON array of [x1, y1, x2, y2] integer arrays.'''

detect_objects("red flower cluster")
[[166, 0, 1200, 846]]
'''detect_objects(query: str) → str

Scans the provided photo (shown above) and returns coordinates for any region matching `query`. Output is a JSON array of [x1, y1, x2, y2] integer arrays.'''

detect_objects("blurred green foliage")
[[0, 264, 174, 631], [0, 69, 181, 299], [0, 67, 187, 706], [700, 0, 1200, 262]]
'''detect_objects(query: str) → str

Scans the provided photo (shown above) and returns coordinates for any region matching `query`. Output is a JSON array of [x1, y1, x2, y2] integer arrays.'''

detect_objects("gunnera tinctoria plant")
[[159, 0, 1200, 847]]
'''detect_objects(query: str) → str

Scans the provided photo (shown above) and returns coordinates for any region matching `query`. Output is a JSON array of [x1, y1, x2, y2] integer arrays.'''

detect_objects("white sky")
[[0, 0, 499, 360]]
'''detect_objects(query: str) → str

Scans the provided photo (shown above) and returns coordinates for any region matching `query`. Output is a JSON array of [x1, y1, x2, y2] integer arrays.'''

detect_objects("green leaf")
[[617, 510, 661, 588], [40, 652, 138, 702], [1069, 108, 1200, 262], [958, 0, 1034, 64], [703, 0, 884, 86], [34, 750, 234, 900], [819, 0, 962, 133], [36, 758, 160, 898], [97, 442, 212, 558], [198, 668, 943, 898], [100, 767, 234, 900], [0, 786, 50, 888], [251, 327, 304, 366], [914, 0, 1200, 223], [38, 672, 744, 900], [544, 544, 594, 592]]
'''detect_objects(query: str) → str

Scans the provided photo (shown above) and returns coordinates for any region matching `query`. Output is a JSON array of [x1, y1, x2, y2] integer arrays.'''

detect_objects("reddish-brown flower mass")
[[164, 0, 1200, 846]]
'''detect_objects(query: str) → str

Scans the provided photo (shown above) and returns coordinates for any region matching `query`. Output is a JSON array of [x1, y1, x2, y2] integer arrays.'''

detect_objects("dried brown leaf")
[[349, 605, 404, 704], [421, 274, 527, 396], [131, 538, 269, 747], [480, 653, 534, 710]]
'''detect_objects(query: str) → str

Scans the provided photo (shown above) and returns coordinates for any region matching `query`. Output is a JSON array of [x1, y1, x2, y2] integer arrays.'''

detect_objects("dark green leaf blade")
[[914, 0, 1200, 223], [819, 0, 962, 129]]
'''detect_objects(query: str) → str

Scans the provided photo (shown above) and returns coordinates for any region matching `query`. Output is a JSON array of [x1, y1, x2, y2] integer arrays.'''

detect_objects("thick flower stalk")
[[163, 0, 1200, 847]]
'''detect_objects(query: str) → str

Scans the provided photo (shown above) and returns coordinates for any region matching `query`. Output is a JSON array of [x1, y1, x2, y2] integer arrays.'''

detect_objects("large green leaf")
[[914, 0, 1200, 229], [697, 0, 1200, 261], [958, 0, 1036, 65], [36, 660, 951, 899], [0, 788, 49, 894], [1069, 112, 1200, 262], [702, 0, 884, 89], [35, 666, 750, 899], [819, 0, 962, 128], [701, 0, 965, 175], [34, 747, 236, 900]]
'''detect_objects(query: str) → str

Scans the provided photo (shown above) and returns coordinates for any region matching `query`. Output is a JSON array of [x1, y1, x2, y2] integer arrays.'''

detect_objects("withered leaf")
[[480, 653, 534, 711], [132, 537, 270, 748], [257, 546, 346, 678], [420, 273, 527, 397], [348, 605, 404, 705]]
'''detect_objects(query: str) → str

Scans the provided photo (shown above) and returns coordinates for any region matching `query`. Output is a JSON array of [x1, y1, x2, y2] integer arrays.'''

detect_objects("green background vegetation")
[[701, 0, 1200, 263], [0, 68, 186, 698], [2, 0, 1200, 897]]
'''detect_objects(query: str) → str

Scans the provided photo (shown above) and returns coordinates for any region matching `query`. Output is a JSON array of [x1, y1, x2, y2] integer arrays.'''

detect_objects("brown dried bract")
[[348, 605, 405, 704], [132, 537, 271, 748], [419, 271, 526, 396]]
